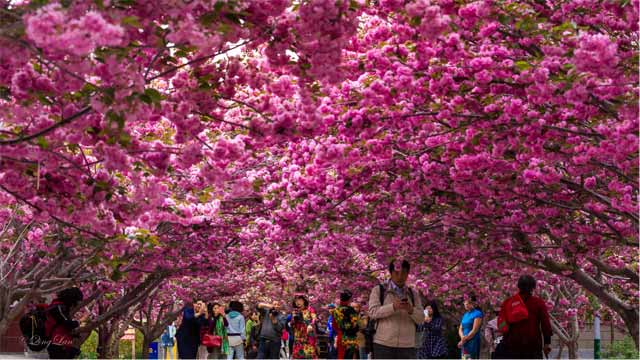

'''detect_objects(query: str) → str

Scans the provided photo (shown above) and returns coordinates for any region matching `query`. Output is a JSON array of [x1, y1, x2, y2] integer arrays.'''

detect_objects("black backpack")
[[19, 304, 50, 351], [363, 284, 415, 353]]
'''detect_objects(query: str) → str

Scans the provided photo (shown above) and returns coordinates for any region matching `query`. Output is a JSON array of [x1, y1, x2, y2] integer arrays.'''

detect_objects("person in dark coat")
[[177, 303, 201, 359], [46, 287, 84, 359], [498, 275, 553, 359]]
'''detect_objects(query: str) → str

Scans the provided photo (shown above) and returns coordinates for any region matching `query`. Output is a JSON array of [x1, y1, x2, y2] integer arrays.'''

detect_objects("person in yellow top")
[[331, 290, 361, 359]]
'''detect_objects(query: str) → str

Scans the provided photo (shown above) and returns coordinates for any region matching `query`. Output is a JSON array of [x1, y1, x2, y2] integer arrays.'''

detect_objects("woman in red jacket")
[[498, 275, 553, 359]]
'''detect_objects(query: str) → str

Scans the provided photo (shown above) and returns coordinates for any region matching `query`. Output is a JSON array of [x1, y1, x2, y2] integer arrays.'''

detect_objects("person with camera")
[[290, 295, 318, 359], [256, 301, 286, 359], [205, 302, 229, 360], [367, 259, 424, 359], [417, 300, 447, 359]]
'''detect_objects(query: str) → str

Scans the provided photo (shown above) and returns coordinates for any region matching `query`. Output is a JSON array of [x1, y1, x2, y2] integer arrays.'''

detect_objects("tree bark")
[[97, 324, 116, 359], [567, 268, 639, 348], [610, 320, 614, 346], [566, 340, 578, 359], [76, 269, 169, 345], [141, 335, 153, 359], [514, 254, 640, 349]]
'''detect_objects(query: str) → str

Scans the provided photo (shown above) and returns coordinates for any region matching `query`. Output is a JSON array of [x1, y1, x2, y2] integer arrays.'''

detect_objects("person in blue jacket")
[[326, 304, 337, 359], [176, 303, 201, 359]]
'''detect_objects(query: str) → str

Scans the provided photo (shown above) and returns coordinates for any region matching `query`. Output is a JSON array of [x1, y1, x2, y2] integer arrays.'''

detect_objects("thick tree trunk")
[[556, 343, 564, 359], [142, 335, 153, 359], [109, 336, 121, 359], [97, 326, 114, 359], [533, 257, 639, 349], [566, 340, 578, 359]]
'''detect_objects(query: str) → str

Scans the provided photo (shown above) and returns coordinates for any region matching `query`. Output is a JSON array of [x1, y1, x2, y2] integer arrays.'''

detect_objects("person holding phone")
[[368, 259, 424, 359], [176, 302, 200, 360], [417, 301, 447, 359]]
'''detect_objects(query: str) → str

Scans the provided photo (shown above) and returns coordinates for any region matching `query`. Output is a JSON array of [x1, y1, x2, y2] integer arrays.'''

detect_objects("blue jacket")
[[328, 314, 335, 339], [226, 311, 246, 340]]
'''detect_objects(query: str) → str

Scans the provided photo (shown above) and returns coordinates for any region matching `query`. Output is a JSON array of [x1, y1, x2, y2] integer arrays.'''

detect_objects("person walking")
[[45, 287, 84, 359], [256, 301, 287, 359], [226, 301, 246, 360], [331, 290, 360, 359], [162, 323, 177, 360], [290, 295, 318, 359], [368, 259, 424, 359], [497, 275, 552, 359], [458, 294, 483, 359], [417, 301, 447, 359]]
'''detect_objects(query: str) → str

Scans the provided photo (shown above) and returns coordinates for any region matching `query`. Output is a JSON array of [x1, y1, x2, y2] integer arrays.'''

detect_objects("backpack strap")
[[373, 284, 386, 331]]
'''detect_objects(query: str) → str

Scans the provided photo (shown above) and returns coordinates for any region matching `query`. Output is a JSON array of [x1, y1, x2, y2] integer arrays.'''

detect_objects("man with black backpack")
[[367, 260, 423, 359]]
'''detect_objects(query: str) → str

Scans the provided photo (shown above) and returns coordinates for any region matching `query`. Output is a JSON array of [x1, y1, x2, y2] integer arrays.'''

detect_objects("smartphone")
[[424, 309, 429, 317]]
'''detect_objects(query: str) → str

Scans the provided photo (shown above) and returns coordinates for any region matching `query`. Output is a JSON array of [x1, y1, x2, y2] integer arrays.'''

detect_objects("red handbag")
[[202, 333, 222, 348]]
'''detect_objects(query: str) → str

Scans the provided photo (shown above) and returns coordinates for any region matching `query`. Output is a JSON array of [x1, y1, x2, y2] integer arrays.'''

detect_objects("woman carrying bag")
[[204, 303, 229, 359]]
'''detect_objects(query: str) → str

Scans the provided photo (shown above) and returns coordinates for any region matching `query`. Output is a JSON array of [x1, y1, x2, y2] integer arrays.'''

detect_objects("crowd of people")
[[26, 259, 553, 359], [165, 260, 552, 360]]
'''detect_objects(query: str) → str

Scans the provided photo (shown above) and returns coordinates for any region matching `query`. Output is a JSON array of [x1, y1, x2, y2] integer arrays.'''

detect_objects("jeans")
[[257, 338, 281, 359], [228, 344, 245, 360], [372, 343, 416, 359], [359, 347, 368, 360], [208, 347, 225, 360]]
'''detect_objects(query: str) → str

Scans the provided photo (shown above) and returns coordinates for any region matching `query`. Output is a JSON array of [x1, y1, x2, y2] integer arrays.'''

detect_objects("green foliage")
[[603, 336, 640, 359], [119, 328, 145, 359], [79, 330, 98, 359], [78, 328, 146, 359]]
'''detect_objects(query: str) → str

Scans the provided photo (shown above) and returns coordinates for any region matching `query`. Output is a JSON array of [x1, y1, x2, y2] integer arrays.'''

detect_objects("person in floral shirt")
[[290, 295, 318, 359], [331, 290, 360, 359]]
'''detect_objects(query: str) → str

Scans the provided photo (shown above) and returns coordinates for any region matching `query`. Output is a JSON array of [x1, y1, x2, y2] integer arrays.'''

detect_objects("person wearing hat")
[[368, 259, 424, 359], [331, 290, 360, 359]]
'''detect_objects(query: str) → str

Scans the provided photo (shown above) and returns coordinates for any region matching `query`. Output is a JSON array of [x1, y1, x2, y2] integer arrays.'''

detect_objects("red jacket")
[[500, 293, 552, 356], [45, 300, 79, 348]]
